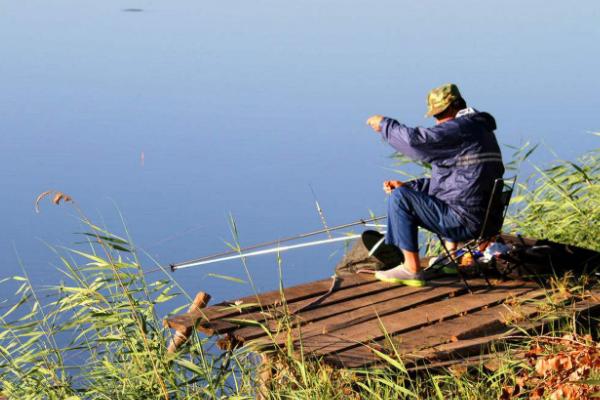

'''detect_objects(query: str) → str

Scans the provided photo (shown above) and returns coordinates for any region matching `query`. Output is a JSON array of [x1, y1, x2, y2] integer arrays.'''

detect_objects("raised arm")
[[367, 115, 462, 162]]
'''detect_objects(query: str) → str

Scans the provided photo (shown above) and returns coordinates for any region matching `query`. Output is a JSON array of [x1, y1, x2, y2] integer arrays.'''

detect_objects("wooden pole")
[[256, 353, 273, 400], [167, 291, 211, 353]]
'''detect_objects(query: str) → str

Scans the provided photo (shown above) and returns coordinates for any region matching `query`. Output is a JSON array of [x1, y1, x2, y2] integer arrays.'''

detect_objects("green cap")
[[425, 83, 462, 117]]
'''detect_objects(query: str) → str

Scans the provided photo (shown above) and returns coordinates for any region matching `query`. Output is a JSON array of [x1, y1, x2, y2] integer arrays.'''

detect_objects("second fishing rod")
[[169, 215, 387, 271]]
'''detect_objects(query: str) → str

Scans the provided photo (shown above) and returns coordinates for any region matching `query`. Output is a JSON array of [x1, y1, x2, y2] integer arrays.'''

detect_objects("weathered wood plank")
[[328, 289, 600, 368], [203, 278, 428, 335], [248, 279, 537, 352], [284, 280, 538, 357], [406, 351, 510, 372], [168, 256, 439, 333], [328, 289, 548, 367], [231, 276, 463, 342], [167, 273, 376, 332]]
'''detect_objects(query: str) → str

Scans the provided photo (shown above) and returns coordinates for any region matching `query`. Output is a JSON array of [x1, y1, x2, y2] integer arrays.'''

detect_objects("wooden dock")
[[165, 235, 600, 370]]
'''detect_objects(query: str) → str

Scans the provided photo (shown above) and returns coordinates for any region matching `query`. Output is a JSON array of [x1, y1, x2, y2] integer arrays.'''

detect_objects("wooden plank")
[[411, 331, 512, 362], [328, 289, 548, 368], [249, 279, 537, 352], [201, 278, 431, 335], [241, 280, 486, 345], [333, 348, 511, 373], [166, 273, 375, 332], [330, 289, 600, 369], [230, 276, 463, 342], [284, 280, 538, 357], [168, 255, 438, 333], [406, 351, 511, 372]]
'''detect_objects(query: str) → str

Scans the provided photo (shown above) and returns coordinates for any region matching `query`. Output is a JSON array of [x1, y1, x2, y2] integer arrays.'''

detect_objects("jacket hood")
[[470, 111, 497, 131], [456, 108, 497, 131]]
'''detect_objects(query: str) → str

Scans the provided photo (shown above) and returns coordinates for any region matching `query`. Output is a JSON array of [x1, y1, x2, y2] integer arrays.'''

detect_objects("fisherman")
[[366, 83, 504, 286]]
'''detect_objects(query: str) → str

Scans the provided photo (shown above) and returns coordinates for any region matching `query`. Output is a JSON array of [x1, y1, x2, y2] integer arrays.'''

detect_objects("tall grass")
[[0, 221, 257, 399], [1, 146, 599, 399], [506, 148, 600, 251]]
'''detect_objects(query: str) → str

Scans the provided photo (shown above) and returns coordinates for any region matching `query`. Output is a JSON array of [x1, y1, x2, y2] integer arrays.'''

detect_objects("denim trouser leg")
[[386, 186, 475, 253]]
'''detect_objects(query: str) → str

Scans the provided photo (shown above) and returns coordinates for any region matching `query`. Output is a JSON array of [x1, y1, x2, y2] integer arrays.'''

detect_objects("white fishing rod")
[[172, 234, 367, 271], [169, 215, 387, 271]]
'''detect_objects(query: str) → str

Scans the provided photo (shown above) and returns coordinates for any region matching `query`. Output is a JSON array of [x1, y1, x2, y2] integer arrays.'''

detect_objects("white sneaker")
[[374, 264, 427, 287]]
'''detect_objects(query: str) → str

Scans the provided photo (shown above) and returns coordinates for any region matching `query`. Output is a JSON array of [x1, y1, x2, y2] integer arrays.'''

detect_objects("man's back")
[[429, 110, 504, 231]]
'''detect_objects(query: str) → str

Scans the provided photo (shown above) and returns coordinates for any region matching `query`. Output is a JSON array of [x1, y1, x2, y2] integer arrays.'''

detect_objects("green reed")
[[506, 148, 600, 251], [0, 220, 258, 399]]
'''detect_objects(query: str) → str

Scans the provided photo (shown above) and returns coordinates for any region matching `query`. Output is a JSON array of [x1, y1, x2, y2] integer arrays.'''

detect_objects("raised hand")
[[366, 115, 384, 132], [383, 180, 403, 194]]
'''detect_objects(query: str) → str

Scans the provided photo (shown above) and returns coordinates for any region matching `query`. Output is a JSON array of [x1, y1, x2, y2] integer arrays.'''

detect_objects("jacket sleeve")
[[379, 117, 462, 162], [403, 178, 430, 193]]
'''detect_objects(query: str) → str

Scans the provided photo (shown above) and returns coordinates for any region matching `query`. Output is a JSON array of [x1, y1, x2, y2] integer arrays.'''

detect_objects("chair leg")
[[466, 247, 492, 288], [457, 268, 473, 294], [438, 235, 473, 293]]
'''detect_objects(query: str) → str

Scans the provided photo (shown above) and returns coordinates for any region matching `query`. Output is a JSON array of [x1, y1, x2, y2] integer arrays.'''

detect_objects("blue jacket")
[[380, 109, 505, 234]]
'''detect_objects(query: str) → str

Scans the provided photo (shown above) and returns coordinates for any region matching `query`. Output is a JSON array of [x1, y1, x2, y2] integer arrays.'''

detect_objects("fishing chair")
[[427, 177, 517, 292]]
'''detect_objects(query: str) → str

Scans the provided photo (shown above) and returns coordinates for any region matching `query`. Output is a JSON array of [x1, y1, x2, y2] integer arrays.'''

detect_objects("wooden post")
[[256, 353, 273, 400], [167, 291, 211, 353]]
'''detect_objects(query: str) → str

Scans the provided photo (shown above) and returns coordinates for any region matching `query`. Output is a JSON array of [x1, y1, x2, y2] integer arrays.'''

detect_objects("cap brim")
[[425, 104, 452, 118]]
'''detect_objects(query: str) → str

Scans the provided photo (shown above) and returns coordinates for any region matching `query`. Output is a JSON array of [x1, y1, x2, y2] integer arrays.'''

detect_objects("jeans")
[[386, 186, 476, 253]]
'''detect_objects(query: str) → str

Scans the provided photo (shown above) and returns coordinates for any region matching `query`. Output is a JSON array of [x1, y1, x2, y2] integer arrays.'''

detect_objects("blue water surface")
[[1, 0, 599, 304]]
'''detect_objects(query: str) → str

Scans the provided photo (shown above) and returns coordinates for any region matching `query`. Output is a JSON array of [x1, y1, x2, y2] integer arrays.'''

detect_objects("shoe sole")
[[374, 276, 426, 287]]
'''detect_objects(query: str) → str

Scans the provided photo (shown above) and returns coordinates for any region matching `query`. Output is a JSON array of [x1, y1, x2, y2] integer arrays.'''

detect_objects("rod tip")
[[169, 264, 176, 272]]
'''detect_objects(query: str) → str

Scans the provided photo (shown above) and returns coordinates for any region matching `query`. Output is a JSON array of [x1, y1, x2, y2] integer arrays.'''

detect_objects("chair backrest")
[[478, 177, 516, 239]]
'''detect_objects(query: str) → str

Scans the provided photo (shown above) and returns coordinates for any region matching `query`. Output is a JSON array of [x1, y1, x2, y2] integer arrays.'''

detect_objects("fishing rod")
[[171, 234, 367, 271], [169, 215, 386, 271]]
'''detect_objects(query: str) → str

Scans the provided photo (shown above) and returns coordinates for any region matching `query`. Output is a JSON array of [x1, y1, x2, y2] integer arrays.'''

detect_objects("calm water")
[[2, 1, 599, 304]]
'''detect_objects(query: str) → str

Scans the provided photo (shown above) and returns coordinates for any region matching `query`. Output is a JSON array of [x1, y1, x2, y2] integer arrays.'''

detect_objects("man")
[[366, 83, 504, 286]]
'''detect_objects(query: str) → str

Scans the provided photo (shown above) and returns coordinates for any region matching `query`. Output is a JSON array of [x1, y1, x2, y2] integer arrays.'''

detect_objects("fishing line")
[[143, 224, 208, 249]]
